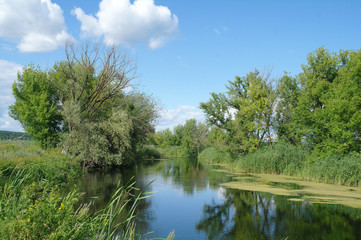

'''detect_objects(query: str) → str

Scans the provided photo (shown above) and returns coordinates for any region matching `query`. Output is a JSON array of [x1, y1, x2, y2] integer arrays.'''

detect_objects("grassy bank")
[[0, 140, 173, 239], [199, 142, 361, 187]]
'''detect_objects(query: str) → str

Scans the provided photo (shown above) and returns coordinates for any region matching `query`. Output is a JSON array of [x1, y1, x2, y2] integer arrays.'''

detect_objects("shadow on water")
[[75, 158, 361, 240]]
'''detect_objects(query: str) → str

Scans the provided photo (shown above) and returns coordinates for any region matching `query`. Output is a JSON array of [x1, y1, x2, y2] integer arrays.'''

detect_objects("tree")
[[55, 43, 159, 167], [9, 65, 62, 148], [275, 73, 300, 144], [294, 47, 341, 150], [200, 70, 276, 155], [181, 119, 208, 157]]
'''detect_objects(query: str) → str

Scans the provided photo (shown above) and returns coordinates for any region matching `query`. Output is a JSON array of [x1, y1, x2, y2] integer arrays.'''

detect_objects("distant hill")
[[0, 130, 32, 140]]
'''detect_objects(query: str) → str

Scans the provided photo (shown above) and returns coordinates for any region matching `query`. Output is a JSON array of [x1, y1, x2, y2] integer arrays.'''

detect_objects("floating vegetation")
[[264, 181, 304, 190], [221, 171, 361, 209]]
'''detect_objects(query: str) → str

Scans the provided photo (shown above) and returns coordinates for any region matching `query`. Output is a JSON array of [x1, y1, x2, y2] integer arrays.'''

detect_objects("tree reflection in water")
[[196, 188, 361, 240], [77, 159, 361, 240]]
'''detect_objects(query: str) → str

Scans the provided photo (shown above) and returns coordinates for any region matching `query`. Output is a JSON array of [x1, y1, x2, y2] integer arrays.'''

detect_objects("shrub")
[[198, 147, 232, 163]]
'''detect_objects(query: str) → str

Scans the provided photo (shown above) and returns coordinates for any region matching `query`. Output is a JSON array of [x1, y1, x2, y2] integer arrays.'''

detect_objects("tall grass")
[[0, 140, 175, 239], [200, 141, 361, 187], [0, 167, 155, 239], [0, 140, 81, 186], [302, 153, 361, 186], [234, 142, 308, 175]]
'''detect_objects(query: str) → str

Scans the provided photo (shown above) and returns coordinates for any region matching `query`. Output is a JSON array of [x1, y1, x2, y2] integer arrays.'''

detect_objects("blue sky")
[[1, 0, 361, 132]]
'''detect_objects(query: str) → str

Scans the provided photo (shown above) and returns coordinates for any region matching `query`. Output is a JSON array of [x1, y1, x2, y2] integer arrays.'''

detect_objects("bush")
[[156, 146, 189, 158], [136, 145, 161, 159], [198, 147, 232, 163]]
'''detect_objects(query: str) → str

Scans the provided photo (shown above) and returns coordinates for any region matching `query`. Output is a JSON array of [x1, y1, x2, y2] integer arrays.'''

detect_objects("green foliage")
[[9, 65, 62, 148], [0, 140, 173, 239], [9, 44, 158, 167], [0, 169, 148, 239], [0, 130, 31, 140], [181, 119, 208, 158], [294, 47, 361, 155], [198, 147, 232, 163], [0, 140, 81, 185], [302, 154, 361, 186], [152, 119, 208, 158], [275, 74, 300, 144], [62, 105, 133, 167], [156, 146, 189, 158], [234, 142, 307, 175], [199, 47, 361, 187], [200, 70, 276, 155], [135, 145, 161, 159]]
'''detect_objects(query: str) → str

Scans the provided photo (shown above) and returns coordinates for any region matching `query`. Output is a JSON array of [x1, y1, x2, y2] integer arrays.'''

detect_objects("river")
[[77, 158, 361, 240]]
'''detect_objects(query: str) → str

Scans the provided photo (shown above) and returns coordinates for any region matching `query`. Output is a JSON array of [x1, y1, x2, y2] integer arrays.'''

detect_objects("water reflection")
[[77, 159, 361, 240], [197, 188, 361, 240]]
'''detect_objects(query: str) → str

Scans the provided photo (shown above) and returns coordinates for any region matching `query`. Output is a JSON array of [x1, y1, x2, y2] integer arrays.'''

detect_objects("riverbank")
[[198, 142, 361, 187], [0, 140, 173, 240]]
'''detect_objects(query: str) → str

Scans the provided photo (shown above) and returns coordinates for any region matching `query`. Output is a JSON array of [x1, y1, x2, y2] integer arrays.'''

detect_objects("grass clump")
[[0, 140, 175, 239], [302, 153, 361, 186], [234, 142, 308, 175], [0, 167, 149, 239], [211, 141, 361, 187], [0, 140, 81, 186]]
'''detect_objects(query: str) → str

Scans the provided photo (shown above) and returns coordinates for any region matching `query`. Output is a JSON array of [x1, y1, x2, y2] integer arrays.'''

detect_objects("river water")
[[77, 158, 361, 240]]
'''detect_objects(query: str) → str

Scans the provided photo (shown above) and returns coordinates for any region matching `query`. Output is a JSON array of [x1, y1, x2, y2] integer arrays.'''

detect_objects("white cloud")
[[156, 105, 205, 131], [0, 0, 73, 52], [0, 60, 23, 131], [73, 0, 179, 49]]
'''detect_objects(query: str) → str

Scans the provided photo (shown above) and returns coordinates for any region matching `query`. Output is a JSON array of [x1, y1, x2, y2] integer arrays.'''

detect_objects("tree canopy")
[[10, 43, 158, 167]]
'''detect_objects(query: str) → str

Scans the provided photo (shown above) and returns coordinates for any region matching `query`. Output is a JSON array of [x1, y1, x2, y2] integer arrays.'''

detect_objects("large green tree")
[[56, 44, 157, 167], [9, 65, 62, 148], [295, 48, 361, 154], [10, 44, 158, 167], [200, 70, 276, 155], [275, 73, 300, 144]]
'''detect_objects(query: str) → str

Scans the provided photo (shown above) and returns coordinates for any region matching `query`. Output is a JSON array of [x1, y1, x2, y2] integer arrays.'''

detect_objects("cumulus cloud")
[[0, 60, 23, 131], [157, 105, 205, 131], [0, 0, 73, 52], [73, 0, 179, 49]]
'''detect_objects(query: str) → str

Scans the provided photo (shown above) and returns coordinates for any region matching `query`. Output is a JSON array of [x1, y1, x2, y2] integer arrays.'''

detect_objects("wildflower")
[[59, 202, 64, 210], [29, 207, 33, 211]]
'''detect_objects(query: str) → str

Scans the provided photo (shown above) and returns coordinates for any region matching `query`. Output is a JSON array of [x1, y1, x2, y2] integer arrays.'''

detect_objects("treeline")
[[197, 47, 361, 185], [200, 47, 361, 158], [9, 44, 158, 168], [0, 130, 31, 140], [150, 119, 208, 158], [153, 47, 361, 185]]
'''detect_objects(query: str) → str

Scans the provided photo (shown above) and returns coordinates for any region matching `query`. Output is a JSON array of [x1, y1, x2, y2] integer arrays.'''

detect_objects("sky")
[[1, 0, 361, 132]]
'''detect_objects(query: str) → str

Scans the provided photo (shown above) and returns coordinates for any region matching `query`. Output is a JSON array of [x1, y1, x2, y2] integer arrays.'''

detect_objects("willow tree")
[[52, 43, 143, 167]]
